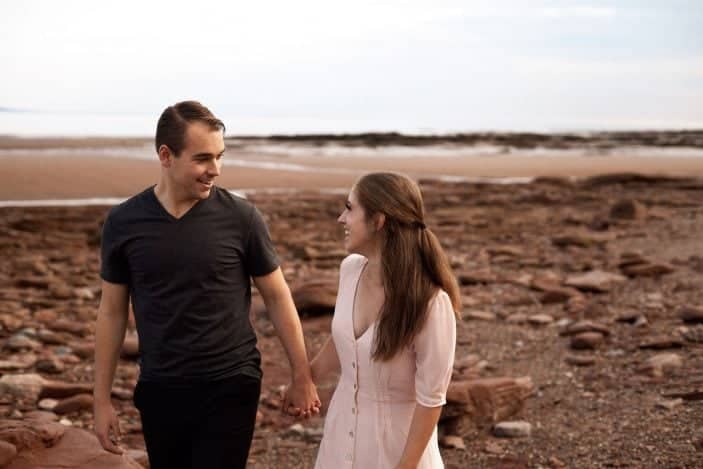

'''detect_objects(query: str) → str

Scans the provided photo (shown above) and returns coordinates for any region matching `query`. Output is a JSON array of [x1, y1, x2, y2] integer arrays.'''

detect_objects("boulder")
[[0, 440, 17, 467], [444, 377, 534, 425], [291, 280, 338, 316], [2, 421, 143, 469]]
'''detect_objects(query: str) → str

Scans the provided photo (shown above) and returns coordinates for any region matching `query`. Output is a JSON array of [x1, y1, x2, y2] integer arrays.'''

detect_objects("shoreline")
[[3, 152, 703, 201], [2, 129, 702, 148]]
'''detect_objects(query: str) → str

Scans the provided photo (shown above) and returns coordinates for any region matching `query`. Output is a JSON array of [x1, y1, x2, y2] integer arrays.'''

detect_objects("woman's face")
[[337, 187, 378, 256]]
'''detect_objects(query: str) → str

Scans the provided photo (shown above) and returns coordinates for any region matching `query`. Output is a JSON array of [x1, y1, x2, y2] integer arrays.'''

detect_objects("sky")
[[1, 0, 702, 134]]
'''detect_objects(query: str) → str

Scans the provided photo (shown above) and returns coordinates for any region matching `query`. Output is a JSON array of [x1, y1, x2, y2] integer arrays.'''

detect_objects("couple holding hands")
[[93, 101, 459, 469]]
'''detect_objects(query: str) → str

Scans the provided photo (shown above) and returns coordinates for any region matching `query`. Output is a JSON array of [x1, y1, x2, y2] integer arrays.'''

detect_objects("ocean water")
[[2, 110, 702, 206]]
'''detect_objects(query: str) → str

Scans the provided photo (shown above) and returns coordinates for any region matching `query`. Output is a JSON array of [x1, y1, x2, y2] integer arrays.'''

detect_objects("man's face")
[[169, 121, 225, 201]]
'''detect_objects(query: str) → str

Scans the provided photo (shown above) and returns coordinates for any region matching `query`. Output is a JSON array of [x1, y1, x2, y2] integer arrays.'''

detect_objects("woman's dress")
[[315, 254, 456, 468]]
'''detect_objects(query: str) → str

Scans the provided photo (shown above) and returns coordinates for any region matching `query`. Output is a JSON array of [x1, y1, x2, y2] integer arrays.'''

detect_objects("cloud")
[[539, 6, 617, 19]]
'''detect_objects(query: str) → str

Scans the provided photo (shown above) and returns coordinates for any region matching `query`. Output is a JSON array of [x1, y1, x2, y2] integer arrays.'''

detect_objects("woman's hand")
[[281, 375, 321, 419]]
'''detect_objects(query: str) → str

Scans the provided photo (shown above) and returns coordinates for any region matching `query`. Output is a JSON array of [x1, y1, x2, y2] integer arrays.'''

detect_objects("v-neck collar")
[[351, 257, 375, 342], [150, 185, 213, 222]]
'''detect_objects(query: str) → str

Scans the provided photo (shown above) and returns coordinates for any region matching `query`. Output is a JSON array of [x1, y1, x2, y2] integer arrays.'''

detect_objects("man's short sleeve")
[[100, 214, 130, 284], [245, 206, 280, 277]]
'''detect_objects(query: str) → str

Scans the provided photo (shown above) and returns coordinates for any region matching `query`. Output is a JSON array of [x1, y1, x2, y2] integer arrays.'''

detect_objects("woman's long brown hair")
[[354, 172, 461, 361]]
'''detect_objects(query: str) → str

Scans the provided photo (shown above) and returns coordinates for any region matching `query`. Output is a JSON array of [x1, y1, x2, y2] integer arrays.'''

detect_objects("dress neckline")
[[351, 258, 376, 342]]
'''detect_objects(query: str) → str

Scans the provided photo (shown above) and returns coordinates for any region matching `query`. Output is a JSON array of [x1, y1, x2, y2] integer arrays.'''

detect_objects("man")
[[93, 101, 320, 469]]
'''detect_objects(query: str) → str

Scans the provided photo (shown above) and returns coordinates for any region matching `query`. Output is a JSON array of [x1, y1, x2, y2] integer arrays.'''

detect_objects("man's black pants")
[[133, 374, 261, 469]]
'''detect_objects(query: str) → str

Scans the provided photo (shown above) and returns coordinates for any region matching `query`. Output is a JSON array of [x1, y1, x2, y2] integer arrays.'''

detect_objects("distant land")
[[230, 130, 703, 149], [0, 107, 32, 113], [1, 129, 702, 150]]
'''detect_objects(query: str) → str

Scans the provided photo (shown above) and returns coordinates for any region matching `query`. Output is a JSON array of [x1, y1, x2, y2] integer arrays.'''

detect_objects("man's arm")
[[93, 280, 129, 454], [253, 268, 320, 417]]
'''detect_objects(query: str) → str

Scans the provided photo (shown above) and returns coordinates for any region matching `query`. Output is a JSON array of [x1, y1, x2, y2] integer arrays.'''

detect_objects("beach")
[[1, 133, 702, 467], [2, 135, 703, 201]]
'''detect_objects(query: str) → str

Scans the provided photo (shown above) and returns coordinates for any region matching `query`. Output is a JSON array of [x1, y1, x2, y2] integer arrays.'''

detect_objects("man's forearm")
[[265, 291, 312, 380], [93, 308, 128, 402]]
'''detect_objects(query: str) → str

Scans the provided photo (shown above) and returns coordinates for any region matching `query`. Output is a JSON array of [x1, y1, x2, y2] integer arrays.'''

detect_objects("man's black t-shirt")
[[100, 186, 279, 383]]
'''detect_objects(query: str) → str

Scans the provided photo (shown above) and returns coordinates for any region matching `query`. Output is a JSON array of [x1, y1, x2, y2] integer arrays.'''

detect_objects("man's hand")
[[93, 399, 123, 454], [282, 375, 321, 419]]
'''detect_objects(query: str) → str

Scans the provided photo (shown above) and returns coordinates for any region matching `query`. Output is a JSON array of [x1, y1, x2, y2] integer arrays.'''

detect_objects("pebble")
[[493, 421, 532, 438], [528, 314, 554, 326], [439, 435, 466, 449], [564, 354, 596, 367], [38, 398, 59, 411], [570, 332, 605, 350], [36, 356, 66, 374], [53, 394, 94, 415], [655, 398, 683, 410], [463, 310, 496, 321], [506, 313, 528, 324], [679, 306, 703, 324], [640, 353, 683, 378], [4, 334, 41, 352]]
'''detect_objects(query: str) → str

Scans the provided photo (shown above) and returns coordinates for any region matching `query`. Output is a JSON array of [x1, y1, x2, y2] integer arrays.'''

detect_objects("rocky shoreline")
[[234, 130, 703, 149], [1, 174, 702, 468], [2, 130, 702, 151]]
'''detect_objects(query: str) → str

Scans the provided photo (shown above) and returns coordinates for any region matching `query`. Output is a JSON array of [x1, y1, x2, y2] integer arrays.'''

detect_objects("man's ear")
[[157, 144, 174, 168], [373, 213, 386, 231]]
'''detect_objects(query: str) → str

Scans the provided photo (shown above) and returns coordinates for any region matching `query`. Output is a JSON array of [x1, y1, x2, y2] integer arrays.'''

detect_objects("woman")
[[308, 172, 460, 468]]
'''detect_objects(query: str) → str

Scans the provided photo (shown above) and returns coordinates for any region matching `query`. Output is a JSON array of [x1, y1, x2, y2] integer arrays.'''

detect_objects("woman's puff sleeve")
[[413, 290, 457, 407]]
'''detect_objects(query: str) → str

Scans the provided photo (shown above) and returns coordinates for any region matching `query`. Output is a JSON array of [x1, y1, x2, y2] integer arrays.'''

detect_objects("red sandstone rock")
[[570, 332, 605, 350], [3, 424, 143, 469], [444, 377, 534, 425], [609, 199, 647, 220], [564, 270, 627, 293], [53, 394, 94, 415], [290, 280, 338, 316], [680, 306, 703, 324]]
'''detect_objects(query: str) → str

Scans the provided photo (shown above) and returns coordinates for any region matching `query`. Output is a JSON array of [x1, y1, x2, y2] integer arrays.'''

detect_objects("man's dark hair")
[[155, 101, 225, 156]]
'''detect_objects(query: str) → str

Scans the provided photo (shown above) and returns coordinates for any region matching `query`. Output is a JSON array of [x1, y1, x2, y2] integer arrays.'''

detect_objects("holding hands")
[[282, 375, 321, 418]]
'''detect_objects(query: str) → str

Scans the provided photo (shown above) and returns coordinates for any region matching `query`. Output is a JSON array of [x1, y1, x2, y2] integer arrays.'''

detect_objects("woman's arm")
[[310, 336, 341, 385], [395, 404, 443, 469], [399, 291, 457, 467]]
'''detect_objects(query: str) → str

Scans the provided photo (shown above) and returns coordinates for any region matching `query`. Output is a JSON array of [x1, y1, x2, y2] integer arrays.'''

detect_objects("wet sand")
[[3, 151, 703, 200]]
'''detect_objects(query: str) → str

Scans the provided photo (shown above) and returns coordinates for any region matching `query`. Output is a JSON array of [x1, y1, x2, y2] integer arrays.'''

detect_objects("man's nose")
[[208, 160, 221, 176]]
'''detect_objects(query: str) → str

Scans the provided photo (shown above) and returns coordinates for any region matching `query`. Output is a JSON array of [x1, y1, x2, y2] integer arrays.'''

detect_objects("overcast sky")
[[2, 0, 702, 134]]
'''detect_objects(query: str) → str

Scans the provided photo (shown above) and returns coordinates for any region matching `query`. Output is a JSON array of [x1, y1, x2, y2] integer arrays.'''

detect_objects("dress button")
[[352, 362, 355, 368], [346, 454, 352, 461], [349, 431, 354, 437], [351, 407, 355, 414]]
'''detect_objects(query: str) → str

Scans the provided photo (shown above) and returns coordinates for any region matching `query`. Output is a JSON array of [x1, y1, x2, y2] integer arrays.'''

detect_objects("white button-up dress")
[[315, 254, 457, 468]]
